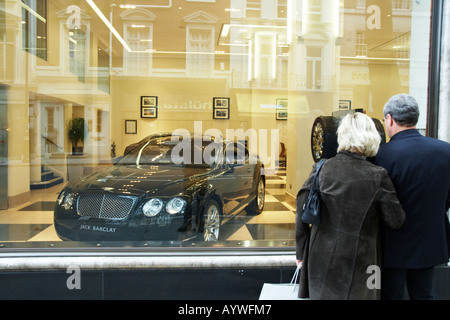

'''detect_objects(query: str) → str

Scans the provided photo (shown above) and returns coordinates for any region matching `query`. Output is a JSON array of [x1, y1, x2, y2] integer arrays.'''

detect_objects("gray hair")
[[383, 94, 420, 127]]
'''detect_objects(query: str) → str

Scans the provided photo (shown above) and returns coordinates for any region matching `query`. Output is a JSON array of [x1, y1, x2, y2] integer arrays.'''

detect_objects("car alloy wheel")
[[310, 116, 336, 162], [203, 200, 221, 241], [257, 178, 265, 212], [311, 121, 325, 161]]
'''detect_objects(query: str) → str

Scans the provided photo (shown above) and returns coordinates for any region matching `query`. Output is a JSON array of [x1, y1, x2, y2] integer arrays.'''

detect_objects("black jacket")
[[374, 129, 450, 269]]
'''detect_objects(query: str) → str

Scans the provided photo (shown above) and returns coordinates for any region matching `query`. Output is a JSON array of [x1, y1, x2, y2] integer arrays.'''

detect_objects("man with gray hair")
[[374, 93, 450, 300]]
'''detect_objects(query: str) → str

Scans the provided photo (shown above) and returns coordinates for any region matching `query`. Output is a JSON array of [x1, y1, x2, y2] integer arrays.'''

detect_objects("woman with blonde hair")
[[295, 112, 405, 300]]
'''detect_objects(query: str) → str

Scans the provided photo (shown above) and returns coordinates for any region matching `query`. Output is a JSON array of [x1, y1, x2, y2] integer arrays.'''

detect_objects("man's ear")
[[386, 114, 394, 127]]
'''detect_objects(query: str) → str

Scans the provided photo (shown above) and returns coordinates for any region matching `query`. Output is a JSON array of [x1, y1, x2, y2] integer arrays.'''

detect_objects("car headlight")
[[61, 193, 76, 210], [166, 197, 186, 215], [57, 190, 65, 205], [143, 198, 163, 217]]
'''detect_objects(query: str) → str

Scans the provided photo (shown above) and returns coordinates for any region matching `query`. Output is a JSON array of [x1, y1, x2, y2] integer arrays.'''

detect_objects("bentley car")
[[54, 133, 265, 242]]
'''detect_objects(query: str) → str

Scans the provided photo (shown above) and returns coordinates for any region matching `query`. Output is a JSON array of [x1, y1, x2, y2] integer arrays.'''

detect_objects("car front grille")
[[77, 194, 137, 220]]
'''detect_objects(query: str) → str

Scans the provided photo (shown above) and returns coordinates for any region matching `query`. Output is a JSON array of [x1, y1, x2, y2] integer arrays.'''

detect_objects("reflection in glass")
[[0, 1, 436, 248]]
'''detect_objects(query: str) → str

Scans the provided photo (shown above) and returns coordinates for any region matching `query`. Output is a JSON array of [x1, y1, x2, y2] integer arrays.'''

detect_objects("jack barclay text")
[[80, 224, 116, 233]]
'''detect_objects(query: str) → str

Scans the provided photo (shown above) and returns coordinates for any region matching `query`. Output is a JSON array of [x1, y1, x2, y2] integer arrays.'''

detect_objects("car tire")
[[311, 116, 337, 162], [202, 199, 222, 241], [245, 176, 265, 215]]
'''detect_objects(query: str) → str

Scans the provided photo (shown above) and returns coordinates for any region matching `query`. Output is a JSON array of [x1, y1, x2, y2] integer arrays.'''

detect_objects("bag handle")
[[289, 266, 301, 292], [311, 159, 326, 193]]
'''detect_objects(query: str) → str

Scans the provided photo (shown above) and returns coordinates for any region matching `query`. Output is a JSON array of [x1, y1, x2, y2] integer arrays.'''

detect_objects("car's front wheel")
[[202, 199, 221, 241]]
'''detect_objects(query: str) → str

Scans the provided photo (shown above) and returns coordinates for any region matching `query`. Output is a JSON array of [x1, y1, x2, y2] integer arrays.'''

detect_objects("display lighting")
[[21, 1, 46, 23], [85, 0, 132, 52]]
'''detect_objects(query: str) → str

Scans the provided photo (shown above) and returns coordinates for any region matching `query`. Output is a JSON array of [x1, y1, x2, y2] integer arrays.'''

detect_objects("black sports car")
[[54, 133, 265, 242]]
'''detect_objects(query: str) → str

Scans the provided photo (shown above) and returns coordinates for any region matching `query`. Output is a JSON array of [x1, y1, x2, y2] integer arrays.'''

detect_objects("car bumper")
[[54, 215, 189, 241]]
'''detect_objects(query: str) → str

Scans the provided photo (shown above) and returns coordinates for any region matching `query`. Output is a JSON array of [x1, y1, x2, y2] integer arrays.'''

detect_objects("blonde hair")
[[337, 113, 381, 158]]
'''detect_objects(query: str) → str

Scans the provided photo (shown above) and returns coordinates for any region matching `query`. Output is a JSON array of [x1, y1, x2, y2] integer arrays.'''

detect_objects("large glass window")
[[0, 0, 439, 249]]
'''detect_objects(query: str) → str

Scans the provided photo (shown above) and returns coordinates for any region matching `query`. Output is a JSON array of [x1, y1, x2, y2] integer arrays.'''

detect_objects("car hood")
[[68, 164, 211, 196]]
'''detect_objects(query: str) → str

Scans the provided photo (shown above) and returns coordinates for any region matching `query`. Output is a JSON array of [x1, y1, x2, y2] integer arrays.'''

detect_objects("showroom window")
[[0, 0, 441, 249]]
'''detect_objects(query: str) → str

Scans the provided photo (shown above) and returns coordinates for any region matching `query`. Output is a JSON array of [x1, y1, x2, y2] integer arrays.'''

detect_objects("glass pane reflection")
[[0, 0, 433, 248]]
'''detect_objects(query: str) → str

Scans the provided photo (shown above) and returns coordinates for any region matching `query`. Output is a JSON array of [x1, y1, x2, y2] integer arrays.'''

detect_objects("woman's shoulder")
[[326, 153, 388, 175]]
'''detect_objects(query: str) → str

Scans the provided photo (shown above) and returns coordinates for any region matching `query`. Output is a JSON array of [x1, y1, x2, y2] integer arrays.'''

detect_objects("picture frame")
[[214, 108, 229, 119], [276, 98, 288, 120], [125, 120, 137, 134], [276, 109, 288, 120], [339, 100, 351, 110], [213, 97, 229, 108], [141, 107, 158, 118], [276, 98, 288, 110], [141, 96, 158, 107], [213, 97, 230, 119]]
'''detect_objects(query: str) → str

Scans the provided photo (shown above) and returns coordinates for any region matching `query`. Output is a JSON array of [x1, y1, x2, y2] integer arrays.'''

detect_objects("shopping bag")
[[259, 267, 303, 300]]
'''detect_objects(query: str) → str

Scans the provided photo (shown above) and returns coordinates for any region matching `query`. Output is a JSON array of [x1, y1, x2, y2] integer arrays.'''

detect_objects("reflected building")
[[0, 0, 436, 212]]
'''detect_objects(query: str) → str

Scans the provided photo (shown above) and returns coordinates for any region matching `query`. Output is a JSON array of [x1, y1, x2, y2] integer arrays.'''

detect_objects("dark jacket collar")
[[390, 128, 421, 141], [337, 150, 366, 160]]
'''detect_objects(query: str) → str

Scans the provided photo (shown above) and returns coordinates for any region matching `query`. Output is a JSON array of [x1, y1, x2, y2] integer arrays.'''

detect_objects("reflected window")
[[393, 0, 411, 10], [306, 0, 322, 22], [355, 31, 367, 58], [277, 0, 288, 19], [187, 28, 214, 77], [21, 0, 47, 60], [121, 9, 155, 76], [246, 0, 262, 18], [306, 47, 322, 91], [69, 29, 86, 82]]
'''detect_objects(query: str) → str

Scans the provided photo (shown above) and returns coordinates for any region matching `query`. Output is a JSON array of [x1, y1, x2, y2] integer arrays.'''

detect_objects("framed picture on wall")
[[276, 98, 288, 109], [276, 98, 288, 120], [214, 108, 229, 119], [276, 109, 288, 120], [339, 100, 351, 110], [213, 97, 230, 119], [141, 107, 158, 118], [141, 96, 158, 107], [213, 97, 229, 108], [125, 120, 137, 134]]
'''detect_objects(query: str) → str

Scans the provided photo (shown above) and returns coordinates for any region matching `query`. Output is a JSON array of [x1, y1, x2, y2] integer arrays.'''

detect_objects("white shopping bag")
[[259, 267, 304, 300]]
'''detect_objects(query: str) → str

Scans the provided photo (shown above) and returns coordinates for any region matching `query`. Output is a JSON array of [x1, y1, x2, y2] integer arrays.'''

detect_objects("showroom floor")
[[0, 168, 296, 243]]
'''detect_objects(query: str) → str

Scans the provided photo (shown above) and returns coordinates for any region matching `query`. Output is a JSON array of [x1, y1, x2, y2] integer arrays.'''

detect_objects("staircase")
[[30, 166, 64, 190]]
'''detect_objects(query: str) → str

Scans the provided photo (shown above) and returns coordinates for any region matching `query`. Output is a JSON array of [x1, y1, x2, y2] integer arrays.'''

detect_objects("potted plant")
[[67, 117, 85, 155]]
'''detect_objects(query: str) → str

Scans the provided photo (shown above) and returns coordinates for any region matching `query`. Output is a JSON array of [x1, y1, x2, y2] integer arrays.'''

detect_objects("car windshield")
[[118, 136, 222, 168]]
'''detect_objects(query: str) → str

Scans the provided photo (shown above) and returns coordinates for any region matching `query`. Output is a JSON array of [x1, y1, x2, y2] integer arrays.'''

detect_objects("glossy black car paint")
[[54, 134, 265, 241]]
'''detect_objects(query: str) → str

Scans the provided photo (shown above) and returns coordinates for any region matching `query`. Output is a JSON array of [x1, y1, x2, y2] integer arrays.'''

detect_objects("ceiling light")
[[119, 4, 136, 9], [21, 2, 46, 23], [85, 0, 132, 52]]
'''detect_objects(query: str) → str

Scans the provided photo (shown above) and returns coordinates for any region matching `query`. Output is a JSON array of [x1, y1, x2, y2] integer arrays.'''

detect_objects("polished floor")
[[0, 168, 295, 244]]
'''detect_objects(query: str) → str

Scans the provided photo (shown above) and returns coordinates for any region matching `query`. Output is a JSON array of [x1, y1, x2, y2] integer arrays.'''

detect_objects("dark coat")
[[374, 129, 450, 269], [296, 151, 405, 300]]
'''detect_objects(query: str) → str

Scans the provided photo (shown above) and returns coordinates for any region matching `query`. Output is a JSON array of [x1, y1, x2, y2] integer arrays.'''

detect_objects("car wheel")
[[245, 176, 265, 215], [311, 116, 337, 162], [202, 199, 221, 241]]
